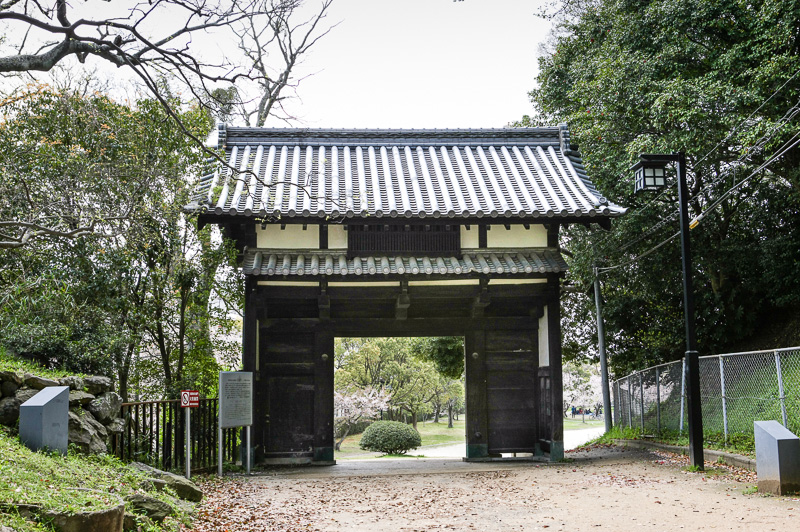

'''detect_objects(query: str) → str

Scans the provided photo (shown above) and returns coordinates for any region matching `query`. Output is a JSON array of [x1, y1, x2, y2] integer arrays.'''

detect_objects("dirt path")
[[189, 445, 799, 532]]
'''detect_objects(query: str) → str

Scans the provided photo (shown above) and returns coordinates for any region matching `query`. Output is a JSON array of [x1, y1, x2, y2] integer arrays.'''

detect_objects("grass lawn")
[[335, 418, 466, 459], [335, 417, 607, 459], [563, 417, 605, 431]]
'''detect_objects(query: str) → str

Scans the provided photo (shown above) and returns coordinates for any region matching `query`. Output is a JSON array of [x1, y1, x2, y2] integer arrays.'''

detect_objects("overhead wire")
[[590, 68, 800, 254], [595, 130, 800, 275]]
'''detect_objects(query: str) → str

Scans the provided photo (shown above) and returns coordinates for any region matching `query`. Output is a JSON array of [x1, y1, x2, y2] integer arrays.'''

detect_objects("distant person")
[[571, 406, 576, 418]]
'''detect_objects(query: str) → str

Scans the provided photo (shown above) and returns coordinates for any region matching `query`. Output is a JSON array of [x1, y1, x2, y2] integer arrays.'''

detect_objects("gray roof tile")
[[189, 126, 625, 220], [242, 249, 568, 277]]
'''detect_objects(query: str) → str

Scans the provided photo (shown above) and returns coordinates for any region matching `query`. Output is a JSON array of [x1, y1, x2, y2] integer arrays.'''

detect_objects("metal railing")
[[613, 347, 800, 438], [111, 398, 240, 473]]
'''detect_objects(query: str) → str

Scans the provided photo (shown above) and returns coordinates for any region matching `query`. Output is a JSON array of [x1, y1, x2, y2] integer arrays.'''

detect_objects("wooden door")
[[485, 329, 538, 454]]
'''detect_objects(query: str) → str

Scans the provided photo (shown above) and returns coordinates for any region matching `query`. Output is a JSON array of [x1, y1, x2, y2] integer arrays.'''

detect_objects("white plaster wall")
[[538, 305, 550, 367], [256, 224, 319, 248], [460, 226, 479, 248], [487, 224, 548, 247], [328, 225, 347, 249]]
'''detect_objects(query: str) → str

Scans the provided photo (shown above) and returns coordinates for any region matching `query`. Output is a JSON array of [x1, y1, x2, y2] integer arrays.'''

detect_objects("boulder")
[[1, 380, 19, 398], [14, 388, 38, 404], [139, 478, 167, 492], [68, 410, 108, 454], [0, 397, 21, 426], [84, 376, 113, 395], [130, 462, 203, 502], [88, 392, 122, 424], [69, 390, 96, 407], [124, 494, 173, 523], [43, 503, 125, 532], [24, 374, 60, 390], [123, 512, 154, 532], [0, 370, 23, 386], [105, 417, 127, 434], [60, 376, 85, 390]]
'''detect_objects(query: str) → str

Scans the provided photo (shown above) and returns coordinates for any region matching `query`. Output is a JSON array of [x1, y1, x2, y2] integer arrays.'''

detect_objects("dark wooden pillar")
[[465, 328, 488, 459], [547, 281, 565, 460], [313, 329, 335, 462], [242, 279, 260, 460]]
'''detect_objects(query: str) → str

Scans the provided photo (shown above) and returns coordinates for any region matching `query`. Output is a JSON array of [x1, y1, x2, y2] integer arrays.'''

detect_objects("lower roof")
[[241, 249, 567, 278]]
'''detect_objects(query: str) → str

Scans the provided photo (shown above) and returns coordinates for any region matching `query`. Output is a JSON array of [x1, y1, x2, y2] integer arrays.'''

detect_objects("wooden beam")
[[395, 281, 410, 320], [471, 278, 490, 318]]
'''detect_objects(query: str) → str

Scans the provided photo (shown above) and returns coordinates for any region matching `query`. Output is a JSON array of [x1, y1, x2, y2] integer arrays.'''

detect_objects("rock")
[[130, 462, 203, 502], [0, 397, 21, 426], [123, 512, 153, 532], [14, 388, 38, 404], [124, 494, 173, 523], [1, 525, 17, 532], [60, 376, 85, 390], [24, 374, 60, 390], [69, 390, 96, 407], [1, 380, 19, 398], [88, 392, 122, 424], [0, 370, 23, 385], [68, 410, 108, 454], [105, 417, 127, 434], [43, 503, 125, 532], [84, 376, 113, 395], [139, 478, 167, 492]]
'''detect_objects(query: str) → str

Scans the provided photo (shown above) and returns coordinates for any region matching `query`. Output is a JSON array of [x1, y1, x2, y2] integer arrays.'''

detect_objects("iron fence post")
[[639, 372, 645, 431], [775, 350, 789, 427], [656, 368, 661, 434], [627, 375, 633, 429], [719, 356, 728, 440], [679, 358, 686, 434]]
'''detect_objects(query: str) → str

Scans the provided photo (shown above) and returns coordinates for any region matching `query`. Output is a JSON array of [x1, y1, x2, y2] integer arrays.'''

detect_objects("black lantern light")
[[631, 159, 667, 193]]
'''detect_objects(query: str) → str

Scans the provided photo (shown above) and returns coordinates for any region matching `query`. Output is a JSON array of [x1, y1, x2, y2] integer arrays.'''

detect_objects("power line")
[[595, 127, 800, 274], [592, 69, 800, 253]]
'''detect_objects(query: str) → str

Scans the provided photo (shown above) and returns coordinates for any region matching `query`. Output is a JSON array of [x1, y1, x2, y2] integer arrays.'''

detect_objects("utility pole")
[[593, 265, 613, 433]]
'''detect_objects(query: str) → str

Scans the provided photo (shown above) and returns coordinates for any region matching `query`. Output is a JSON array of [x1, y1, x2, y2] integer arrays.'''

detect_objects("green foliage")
[[359, 421, 422, 455], [527, 0, 800, 375], [0, 85, 241, 399], [334, 338, 465, 426], [0, 426, 190, 531], [413, 337, 465, 379]]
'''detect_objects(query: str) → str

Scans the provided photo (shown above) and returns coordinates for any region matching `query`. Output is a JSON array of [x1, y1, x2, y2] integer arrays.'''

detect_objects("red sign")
[[180, 390, 199, 408]]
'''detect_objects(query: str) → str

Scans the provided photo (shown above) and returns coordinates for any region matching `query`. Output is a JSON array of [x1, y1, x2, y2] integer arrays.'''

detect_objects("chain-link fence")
[[613, 347, 800, 437]]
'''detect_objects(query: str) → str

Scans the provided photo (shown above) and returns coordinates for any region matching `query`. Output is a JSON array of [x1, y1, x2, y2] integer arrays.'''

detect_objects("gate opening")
[[333, 337, 466, 460]]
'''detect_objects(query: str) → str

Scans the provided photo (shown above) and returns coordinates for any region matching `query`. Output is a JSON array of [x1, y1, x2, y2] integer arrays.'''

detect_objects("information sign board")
[[219, 372, 253, 428]]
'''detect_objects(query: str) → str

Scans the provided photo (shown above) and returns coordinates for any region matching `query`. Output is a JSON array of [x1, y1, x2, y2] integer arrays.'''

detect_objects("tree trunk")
[[434, 406, 440, 424], [411, 411, 418, 431], [334, 425, 351, 451], [447, 403, 453, 428]]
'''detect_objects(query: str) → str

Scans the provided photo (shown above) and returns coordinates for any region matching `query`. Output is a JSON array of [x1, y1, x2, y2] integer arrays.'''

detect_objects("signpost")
[[218, 372, 253, 476], [180, 390, 199, 478]]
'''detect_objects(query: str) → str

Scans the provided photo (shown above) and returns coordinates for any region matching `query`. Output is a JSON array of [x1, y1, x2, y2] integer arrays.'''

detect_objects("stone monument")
[[20, 386, 69, 454]]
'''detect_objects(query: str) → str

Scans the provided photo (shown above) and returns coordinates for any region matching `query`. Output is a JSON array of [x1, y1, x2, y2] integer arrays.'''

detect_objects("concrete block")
[[754, 420, 800, 495], [19, 386, 69, 455]]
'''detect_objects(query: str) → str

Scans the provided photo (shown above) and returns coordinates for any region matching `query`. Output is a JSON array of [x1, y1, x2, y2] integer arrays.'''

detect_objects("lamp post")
[[632, 152, 704, 470]]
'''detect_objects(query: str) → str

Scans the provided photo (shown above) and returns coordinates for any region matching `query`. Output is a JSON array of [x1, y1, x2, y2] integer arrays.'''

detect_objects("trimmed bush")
[[359, 421, 421, 455]]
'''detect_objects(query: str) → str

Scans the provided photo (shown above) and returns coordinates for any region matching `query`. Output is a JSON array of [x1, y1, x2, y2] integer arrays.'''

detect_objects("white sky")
[[2, 0, 552, 129], [277, 0, 552, 129]]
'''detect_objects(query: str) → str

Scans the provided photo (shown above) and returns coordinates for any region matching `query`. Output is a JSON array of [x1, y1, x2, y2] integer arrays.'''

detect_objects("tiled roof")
[[241, 249, 568, 277], [188, 125, 626, 220]]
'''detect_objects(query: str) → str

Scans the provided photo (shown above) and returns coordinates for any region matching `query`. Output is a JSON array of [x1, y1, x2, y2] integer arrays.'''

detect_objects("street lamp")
[[632, 152, 704, 470]]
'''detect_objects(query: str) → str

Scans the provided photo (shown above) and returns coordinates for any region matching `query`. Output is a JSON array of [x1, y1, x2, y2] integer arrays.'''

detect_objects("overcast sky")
[[277, 0, 552, 129]]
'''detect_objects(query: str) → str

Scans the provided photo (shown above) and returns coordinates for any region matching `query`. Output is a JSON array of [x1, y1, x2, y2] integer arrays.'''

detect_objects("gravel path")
[[189, 444, 798, 532]]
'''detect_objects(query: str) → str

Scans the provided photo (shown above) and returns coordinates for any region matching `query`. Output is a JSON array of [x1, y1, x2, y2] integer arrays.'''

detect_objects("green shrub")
[[359, 421, 421, 455]]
